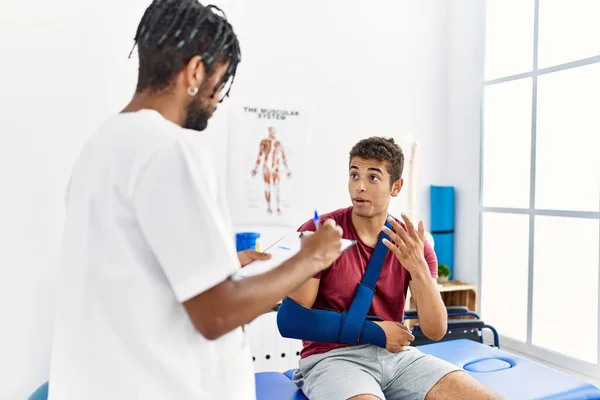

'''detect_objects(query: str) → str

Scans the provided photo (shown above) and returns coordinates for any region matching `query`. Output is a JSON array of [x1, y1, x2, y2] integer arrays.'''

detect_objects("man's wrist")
[[409, 263, 432, 283], [294, 250, 326, 275]]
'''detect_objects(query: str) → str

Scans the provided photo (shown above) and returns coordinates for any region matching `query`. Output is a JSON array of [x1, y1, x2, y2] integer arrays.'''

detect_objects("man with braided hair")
[[48, 2, 345, 399]]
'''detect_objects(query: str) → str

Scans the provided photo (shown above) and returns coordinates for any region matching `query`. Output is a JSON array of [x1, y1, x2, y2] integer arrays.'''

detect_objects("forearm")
[[410, 268, 447, 340], [287, 278, 319, 308], [194, 253, 320, 339]]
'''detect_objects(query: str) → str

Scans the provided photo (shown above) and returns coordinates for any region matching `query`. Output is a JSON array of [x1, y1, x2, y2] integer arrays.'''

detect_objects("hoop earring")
[[188, 87, 199, 97]]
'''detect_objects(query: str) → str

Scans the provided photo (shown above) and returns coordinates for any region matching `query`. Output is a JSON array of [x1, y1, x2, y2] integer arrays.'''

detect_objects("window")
[[481, 0, 600, 377]]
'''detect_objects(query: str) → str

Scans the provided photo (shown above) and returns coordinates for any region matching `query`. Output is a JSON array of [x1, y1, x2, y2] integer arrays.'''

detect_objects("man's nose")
[[355, 181, 366, 192]]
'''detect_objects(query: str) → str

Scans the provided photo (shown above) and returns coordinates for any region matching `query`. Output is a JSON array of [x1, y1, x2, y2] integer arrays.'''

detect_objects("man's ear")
[[391, 178, 403, 197], [184, 55, 207, 93]]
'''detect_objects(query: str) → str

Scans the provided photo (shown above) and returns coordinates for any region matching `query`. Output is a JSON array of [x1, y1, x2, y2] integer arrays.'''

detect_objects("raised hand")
[[374, 321, 415, 353], [298, 219, 344, 273], [382, 214, 428, 275]]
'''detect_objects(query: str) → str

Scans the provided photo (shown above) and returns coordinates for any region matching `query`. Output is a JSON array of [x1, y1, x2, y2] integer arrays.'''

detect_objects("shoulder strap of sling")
[[339, 219, 393, 344]]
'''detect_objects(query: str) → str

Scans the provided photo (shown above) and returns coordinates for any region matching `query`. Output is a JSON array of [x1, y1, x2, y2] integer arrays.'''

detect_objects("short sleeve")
[[424, 239, 439, 279], [297, 219, 324, 279], [297, 219, 316, 233], [133, 140, 240, 303]]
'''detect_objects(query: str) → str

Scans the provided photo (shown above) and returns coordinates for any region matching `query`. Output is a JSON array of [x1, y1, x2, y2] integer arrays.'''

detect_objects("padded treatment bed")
[[29, 338, 600, 400], [255, 339, 600, 400]]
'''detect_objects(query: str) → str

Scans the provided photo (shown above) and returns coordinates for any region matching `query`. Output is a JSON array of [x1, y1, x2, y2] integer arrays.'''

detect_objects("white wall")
[[229, 0, 449, 234], [442, 1, 486, 285], [231, 2, 491, 290], [0, 0, 452, 398]]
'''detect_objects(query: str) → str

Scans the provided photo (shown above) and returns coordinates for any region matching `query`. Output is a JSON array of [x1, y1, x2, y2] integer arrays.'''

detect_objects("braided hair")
[[130, 0, 241, 99]]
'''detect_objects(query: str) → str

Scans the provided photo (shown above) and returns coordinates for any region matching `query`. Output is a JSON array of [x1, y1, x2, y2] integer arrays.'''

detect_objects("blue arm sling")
[[276, 221, 392, 348]]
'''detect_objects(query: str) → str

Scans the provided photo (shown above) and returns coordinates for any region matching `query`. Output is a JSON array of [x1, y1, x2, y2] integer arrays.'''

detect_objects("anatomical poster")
[[227, 104, 309, 227]]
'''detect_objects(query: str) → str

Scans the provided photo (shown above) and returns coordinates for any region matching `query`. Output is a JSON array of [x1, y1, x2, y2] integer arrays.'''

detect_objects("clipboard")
[[232, 231, 357, 280]]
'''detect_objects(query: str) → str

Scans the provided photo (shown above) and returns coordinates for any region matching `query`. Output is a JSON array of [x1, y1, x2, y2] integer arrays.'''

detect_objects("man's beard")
[[183, 97, 212, 132]]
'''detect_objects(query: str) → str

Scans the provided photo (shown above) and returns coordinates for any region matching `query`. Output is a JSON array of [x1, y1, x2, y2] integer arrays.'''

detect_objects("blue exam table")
[[254, 306, 600, 400], [29, 307, 600, 400], [255, 339, 600, 400]]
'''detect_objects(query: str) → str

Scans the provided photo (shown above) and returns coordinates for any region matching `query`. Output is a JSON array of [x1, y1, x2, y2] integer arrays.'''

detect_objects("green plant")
[[437, 263, 450, 278]]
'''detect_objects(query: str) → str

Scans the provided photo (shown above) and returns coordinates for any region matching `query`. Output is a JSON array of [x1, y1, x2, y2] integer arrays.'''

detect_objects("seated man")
[[289, 137, 501, 400]]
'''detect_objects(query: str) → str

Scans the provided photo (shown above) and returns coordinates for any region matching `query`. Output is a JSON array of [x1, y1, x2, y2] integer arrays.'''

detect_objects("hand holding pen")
[[298, 218, 344, 273]]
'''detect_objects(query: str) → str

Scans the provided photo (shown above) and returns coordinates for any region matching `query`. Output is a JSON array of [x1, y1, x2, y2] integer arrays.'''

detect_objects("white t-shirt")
[[48, 109, 255, 400]]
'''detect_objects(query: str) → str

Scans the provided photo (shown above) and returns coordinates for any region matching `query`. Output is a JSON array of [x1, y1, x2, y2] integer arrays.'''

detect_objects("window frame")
[[479, 0, 600, 379]]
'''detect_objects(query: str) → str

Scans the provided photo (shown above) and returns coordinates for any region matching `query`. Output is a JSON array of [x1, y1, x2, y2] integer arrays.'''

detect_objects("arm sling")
[[276, 221, 392, 348]]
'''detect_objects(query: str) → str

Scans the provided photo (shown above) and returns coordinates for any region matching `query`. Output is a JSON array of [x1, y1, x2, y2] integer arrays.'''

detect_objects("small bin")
[[236, 232, 261, 252]]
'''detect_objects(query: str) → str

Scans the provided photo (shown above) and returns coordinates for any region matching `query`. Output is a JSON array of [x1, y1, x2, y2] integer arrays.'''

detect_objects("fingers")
[[382, 238, 403, 259], [255, 251, 272, 260], [384, 322, 415, 353], [417, 220, 425, 240], [322, 218, 343, 236], [388, 217, 408, 239], [248, 250, 272, 260], [389, 344, 410, 353], [323, 218, 336, 227], [398, 324, 415, 341], [307, 219, 344, 269], [382, 226, 406, 248], [384, 218, 410, 245], [401, 214, 419, 239], [382, 221, 408, 252], [384, 216, 425, 248]]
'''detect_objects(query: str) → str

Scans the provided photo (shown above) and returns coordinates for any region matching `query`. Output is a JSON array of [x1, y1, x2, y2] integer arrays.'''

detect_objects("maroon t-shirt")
[[297, 207, 438, 359]]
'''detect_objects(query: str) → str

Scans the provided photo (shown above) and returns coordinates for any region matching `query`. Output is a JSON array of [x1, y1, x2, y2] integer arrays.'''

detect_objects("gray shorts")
[[293, 344, 462, 400]]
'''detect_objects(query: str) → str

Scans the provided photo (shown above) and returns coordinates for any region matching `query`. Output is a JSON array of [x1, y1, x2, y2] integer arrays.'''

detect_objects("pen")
[[313, 210, 320, 231]]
